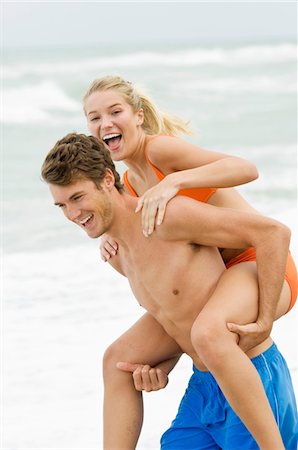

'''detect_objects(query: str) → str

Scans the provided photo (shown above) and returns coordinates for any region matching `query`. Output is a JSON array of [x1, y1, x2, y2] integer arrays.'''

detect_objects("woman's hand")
[[100, 234, 118, 262], [135, 175, 179, 237], [116, 362, 169, 392]]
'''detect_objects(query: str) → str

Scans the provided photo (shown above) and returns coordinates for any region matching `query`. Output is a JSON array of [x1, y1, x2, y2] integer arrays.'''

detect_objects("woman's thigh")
[[105, 312, 182, 367], [198, 261, 291, 325]]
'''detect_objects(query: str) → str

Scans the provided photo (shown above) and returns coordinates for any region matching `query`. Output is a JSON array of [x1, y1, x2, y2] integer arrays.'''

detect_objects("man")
[[41, 133, 297, 450]]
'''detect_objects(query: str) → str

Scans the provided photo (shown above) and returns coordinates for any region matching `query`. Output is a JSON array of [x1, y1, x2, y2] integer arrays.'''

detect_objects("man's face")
[[50, 178, 113, 239]]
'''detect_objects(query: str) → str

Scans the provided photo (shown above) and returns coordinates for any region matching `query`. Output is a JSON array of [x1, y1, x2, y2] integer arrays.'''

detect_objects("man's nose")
[[66, 206, 81, 222]]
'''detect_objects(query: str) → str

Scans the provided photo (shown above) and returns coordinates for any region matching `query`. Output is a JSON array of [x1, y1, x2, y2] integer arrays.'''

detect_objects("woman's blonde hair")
[[83, 75, 192, 136]]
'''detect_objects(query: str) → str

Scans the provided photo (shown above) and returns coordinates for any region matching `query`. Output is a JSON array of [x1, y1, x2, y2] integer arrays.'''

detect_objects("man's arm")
[[157, 196, 291, 344]]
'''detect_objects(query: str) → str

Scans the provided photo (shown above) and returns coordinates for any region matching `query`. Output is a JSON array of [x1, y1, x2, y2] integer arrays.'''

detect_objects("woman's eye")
[[112, 110, 121, 115], [90, 117, 99, 122]]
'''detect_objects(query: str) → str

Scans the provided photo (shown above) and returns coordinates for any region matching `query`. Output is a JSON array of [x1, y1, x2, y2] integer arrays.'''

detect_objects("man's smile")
[[78, 214, 94, 228]]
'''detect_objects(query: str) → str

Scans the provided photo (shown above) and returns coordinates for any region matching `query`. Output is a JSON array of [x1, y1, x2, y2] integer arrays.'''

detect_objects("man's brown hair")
[[41, 133, 123, 191]]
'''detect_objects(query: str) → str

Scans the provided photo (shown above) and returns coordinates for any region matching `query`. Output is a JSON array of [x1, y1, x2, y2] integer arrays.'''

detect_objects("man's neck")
[[107, 191, 141, 249]]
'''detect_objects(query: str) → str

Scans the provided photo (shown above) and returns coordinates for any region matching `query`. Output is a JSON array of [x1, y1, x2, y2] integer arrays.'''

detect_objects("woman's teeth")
[[103, 133, 121, 141], [103, 134, 122, 148]]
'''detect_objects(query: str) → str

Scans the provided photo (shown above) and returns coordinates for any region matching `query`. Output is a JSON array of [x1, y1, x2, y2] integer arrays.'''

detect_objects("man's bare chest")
[[119, 239, 223, 318]]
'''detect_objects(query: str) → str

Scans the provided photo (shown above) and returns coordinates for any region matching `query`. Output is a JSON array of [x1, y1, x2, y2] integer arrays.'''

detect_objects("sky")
[[2, 1, 297, 48]]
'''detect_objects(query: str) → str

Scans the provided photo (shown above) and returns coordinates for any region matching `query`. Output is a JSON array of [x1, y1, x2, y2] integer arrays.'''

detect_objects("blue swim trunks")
[[161, 343, 297, 449]]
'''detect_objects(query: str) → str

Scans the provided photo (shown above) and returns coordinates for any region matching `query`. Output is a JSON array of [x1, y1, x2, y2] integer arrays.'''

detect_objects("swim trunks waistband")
[[192, 342, 279, 384]]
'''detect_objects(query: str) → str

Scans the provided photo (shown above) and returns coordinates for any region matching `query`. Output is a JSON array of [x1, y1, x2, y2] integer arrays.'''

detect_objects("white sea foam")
[[2, 43, 296, 80], [2, 75, 296, 125], [177, 74, 296, 94], [234, 144, 297, 189], [2, 80, 81, 124], [3, 245, 143, 448]]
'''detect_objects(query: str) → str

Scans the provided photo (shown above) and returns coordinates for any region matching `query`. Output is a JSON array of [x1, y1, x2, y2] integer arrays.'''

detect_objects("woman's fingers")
[[156, 200, 167, 226], [104, 240, 118, 255], [135, 197, 144, 213], [100, 249, 110, 262], [142, 198, 158, 237], [142, 198, 169, 236], [99, 235, 118, 260], [135, 178, 179, 236]]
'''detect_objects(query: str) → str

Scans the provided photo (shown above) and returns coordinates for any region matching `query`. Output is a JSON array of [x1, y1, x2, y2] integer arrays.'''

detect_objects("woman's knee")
[[191, 313, 237, 365], [191, 315, 219, 353]]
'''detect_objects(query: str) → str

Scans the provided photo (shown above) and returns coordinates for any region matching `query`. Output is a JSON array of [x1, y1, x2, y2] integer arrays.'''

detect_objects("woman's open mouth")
[[103, 133, 122, 151]]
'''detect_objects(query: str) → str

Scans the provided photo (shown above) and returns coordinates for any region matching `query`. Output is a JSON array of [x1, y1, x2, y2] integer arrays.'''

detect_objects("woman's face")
[[85, 89, 144, 161]]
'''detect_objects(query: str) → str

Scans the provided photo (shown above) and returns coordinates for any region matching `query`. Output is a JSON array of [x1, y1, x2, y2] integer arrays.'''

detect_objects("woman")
[[83, 76, 297, 449]]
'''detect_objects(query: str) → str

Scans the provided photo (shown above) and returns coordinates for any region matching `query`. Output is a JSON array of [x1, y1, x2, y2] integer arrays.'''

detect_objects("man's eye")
[[90, 117, 99, 122], [73, 195, 82, 201]]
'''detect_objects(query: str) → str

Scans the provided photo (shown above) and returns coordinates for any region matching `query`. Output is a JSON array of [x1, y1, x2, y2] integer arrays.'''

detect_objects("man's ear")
[[104, 169, 115, 190], [136, 108, 144, 126]]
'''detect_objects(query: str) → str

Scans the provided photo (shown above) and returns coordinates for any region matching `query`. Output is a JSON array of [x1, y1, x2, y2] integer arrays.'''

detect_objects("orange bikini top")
[[123, 139, 217, 203]]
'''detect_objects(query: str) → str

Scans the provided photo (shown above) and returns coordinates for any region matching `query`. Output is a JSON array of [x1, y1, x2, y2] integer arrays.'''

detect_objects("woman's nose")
[[101, 115, 113, 131]]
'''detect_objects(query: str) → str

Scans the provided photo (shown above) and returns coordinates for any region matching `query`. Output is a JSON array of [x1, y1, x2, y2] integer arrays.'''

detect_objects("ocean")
[[2, 40, 297, 449]]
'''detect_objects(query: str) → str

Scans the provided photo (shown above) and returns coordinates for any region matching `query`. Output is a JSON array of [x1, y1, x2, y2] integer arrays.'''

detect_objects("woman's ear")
[[136, 108, 144, 126]]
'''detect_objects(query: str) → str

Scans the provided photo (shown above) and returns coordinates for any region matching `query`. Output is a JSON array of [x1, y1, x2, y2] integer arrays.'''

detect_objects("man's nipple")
[[172, 289, 179, 295]]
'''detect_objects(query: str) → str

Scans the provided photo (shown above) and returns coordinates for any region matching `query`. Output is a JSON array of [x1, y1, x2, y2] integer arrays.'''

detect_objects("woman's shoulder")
[[146, 134, 185, 170], [146, 134, 178, 147]]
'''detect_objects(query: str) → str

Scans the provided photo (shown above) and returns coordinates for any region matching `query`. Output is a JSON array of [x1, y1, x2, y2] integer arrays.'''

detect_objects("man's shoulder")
[[155, 195, 207, 241], [165, 195, 212, 219]]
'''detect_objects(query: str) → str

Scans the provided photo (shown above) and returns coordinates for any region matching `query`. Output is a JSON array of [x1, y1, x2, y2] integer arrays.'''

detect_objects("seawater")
[[2, 40, 297, 448]]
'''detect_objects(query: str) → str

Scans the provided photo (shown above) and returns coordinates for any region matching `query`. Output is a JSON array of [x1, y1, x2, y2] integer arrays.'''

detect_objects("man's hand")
[[116, 362, 169, 392], [227, 320, 273, 353]]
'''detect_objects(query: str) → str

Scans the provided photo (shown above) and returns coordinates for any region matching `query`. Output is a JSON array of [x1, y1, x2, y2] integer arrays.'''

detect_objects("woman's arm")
[[137, 135, 258, 236], [148, 135, 258, 188]]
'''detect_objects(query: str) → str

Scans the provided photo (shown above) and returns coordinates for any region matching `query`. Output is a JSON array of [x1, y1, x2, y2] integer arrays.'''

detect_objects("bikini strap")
[[123, 170, 138, 197], [123, 135, 174, 196], [144, 135, 173, 181]]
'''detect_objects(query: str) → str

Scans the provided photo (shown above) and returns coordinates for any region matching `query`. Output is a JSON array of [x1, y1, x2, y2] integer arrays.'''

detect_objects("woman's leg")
[[103, 312, 182, 450], [191, 262, 291, 450]]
